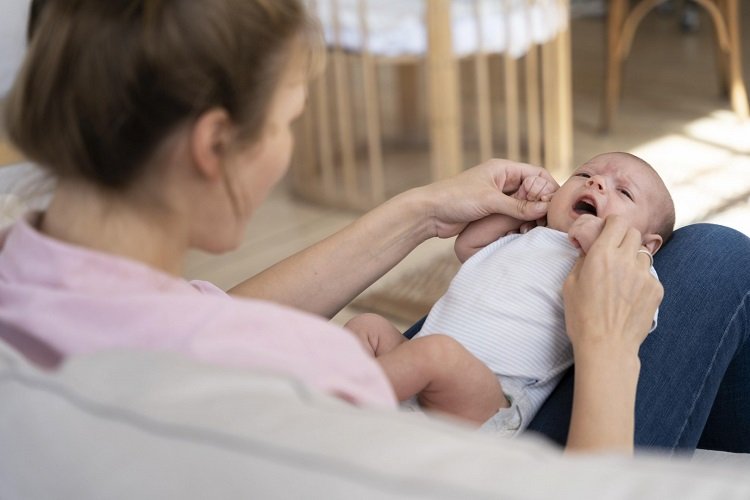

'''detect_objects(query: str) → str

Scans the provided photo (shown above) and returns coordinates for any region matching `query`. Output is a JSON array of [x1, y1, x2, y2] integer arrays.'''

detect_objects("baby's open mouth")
[[573, 199, 597, 216]]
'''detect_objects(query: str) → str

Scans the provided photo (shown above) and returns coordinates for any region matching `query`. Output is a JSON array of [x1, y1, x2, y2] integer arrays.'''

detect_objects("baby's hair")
[[654, 186, 676, 245], [6, 0, 323, 190]]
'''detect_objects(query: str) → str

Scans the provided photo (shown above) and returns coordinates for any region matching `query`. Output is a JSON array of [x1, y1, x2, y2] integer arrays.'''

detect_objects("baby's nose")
[[586, 176, 606, 192]]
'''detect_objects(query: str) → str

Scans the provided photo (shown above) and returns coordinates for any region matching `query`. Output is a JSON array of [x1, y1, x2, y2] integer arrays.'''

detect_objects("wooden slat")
[[525, 45, 542, 167], [557, 0, 573, 174], [427, 0, 463, 179], [503, 6, 521, 163], [306, 0, 334, 196], [542, 32, 560, 172], [314, 73, 335, 195], [358, 0, 385, 203], [397, 63, 420, 142], [504, 54, 521, 161], [473, 0, 493, 162], [331, 0, 358, 204], [296, 89, 317, 191], [540, 0, 573, 177]]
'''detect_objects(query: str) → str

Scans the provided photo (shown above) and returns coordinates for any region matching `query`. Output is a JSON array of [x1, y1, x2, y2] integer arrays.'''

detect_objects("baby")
[[346, 152, 675, 433]]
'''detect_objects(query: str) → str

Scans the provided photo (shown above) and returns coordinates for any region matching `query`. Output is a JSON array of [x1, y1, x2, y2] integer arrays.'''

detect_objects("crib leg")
[[427, 0, 463, 180]]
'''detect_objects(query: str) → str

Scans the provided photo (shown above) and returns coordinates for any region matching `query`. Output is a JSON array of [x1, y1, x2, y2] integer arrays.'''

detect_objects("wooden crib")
[[290, 0, 573, 211]]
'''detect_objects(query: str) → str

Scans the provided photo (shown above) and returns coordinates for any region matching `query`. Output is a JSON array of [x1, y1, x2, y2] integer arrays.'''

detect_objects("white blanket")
[[1, 339, 749, 499], [314, 0, 568, 58]]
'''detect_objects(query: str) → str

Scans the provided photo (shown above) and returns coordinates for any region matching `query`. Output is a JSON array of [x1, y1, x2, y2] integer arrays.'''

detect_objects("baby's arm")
[[454, 214, 523, 263], [455, 175, 556, 262], [567, 214, 605, 254]]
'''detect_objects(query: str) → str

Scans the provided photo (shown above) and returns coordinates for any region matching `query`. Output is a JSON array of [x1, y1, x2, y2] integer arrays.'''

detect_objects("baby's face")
[[547, 153, 664, 236]]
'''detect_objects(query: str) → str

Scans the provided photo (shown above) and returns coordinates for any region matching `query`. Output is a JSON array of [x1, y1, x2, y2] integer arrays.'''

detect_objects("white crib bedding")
[[313, 0, 568, 59]]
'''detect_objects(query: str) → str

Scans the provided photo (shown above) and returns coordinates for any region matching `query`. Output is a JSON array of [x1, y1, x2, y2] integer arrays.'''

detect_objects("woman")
[[1, 0, 747, 457]]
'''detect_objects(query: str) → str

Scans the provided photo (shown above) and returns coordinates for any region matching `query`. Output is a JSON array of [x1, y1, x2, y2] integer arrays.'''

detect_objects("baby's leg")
[[378, 334, 509, 425], [344, 313, 406, 356]]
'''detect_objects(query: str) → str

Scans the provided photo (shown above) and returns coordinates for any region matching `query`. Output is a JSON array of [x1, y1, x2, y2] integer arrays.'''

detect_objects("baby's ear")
[[642, 233, 663, 255]]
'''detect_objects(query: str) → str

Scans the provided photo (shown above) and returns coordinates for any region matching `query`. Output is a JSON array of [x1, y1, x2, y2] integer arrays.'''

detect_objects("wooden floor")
[[185, 8, 750, 325]]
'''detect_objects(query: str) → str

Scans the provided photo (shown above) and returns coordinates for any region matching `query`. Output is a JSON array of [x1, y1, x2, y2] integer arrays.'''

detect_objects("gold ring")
[[637, 249, 654, 267]]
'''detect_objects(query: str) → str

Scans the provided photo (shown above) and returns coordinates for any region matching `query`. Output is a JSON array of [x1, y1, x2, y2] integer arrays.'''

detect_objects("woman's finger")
[[636, 248, 654, 268], [588, 215, 630, 253], [619, 226, 643, 252]]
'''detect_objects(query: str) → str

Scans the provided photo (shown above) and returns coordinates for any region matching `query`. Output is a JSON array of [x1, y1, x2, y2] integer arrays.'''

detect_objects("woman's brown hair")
[[5, 0, 322, 189]]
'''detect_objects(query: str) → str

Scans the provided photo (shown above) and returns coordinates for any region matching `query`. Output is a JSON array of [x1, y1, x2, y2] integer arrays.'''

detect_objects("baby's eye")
[[619, 188, 633, 201], [575, 172, 591, 178]]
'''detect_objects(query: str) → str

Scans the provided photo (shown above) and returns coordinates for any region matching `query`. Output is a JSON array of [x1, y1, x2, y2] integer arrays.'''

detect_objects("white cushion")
[[0, 340, 748, 499], [0, 0, 30, 98]]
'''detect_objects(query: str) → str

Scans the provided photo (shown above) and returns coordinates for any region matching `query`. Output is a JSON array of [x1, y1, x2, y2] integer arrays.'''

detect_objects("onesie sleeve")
[[649, 266, 660, 333]]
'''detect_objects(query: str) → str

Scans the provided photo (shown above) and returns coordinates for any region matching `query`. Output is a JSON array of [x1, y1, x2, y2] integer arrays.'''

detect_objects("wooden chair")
[[603, 0, 749, 131]]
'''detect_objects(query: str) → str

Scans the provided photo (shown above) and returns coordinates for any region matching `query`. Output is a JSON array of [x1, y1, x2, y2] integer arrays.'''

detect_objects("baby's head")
[[547, 152, 675, 254]]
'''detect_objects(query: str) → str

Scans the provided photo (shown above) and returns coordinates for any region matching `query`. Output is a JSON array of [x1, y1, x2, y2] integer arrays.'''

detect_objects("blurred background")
[[2, 0, 749, 328]]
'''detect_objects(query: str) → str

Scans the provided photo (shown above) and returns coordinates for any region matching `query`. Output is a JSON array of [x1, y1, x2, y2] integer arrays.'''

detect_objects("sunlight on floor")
[[684, 110, 750, 154], [627, 110, 750, 234]]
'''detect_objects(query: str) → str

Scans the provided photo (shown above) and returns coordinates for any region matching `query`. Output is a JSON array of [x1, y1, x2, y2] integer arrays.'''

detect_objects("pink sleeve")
[[189, 280, 229, 297]]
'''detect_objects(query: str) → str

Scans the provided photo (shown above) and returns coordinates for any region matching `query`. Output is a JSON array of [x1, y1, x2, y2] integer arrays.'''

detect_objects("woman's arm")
[[562, 216, 663, 454], [229, 159, 556, 318]]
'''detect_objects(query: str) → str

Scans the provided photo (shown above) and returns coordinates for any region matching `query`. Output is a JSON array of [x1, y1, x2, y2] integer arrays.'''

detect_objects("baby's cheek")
[[546, 203, 570, 232]]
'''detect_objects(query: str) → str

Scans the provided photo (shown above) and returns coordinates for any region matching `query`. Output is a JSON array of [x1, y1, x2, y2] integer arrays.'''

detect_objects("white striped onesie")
[[415, 226, 658, 434]]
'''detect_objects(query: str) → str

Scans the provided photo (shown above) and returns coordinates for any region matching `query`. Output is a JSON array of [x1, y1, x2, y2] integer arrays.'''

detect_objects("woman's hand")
[[563, 215, 664, 454], [564, 215, 663, 354], [567, 214, 605, 255], [453, 174, 558, 262], [415, 159, 559, 239]]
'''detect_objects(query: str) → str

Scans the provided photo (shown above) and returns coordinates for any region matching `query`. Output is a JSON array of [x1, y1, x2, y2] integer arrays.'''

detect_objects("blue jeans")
[[404, 224, 750, 452]]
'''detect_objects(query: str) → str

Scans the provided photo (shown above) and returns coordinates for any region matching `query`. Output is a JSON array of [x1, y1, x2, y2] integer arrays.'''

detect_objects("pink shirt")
[[0, 216, 397, 408]]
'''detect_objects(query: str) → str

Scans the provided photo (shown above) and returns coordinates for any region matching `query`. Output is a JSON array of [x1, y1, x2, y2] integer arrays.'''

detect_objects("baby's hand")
[[510, 175, 557, 233], [513, 175, 557, 203], [455, 175, 557, 261], [568, 214, 605, 254]]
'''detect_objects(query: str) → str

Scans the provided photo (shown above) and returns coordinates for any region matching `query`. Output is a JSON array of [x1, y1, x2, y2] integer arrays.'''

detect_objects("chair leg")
[[697, 0, 749, 117], [602, 0, 628, 132], [724, 0, 749, 118], [712, 1, 730, 98]]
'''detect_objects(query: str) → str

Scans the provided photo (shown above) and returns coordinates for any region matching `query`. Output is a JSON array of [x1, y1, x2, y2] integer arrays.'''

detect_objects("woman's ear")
[[189, 108, 234, 181], [642, 233, 663, 255]]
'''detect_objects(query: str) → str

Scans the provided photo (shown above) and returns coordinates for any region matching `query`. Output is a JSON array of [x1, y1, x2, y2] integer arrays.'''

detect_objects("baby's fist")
[[514, 175, 557, 202]]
